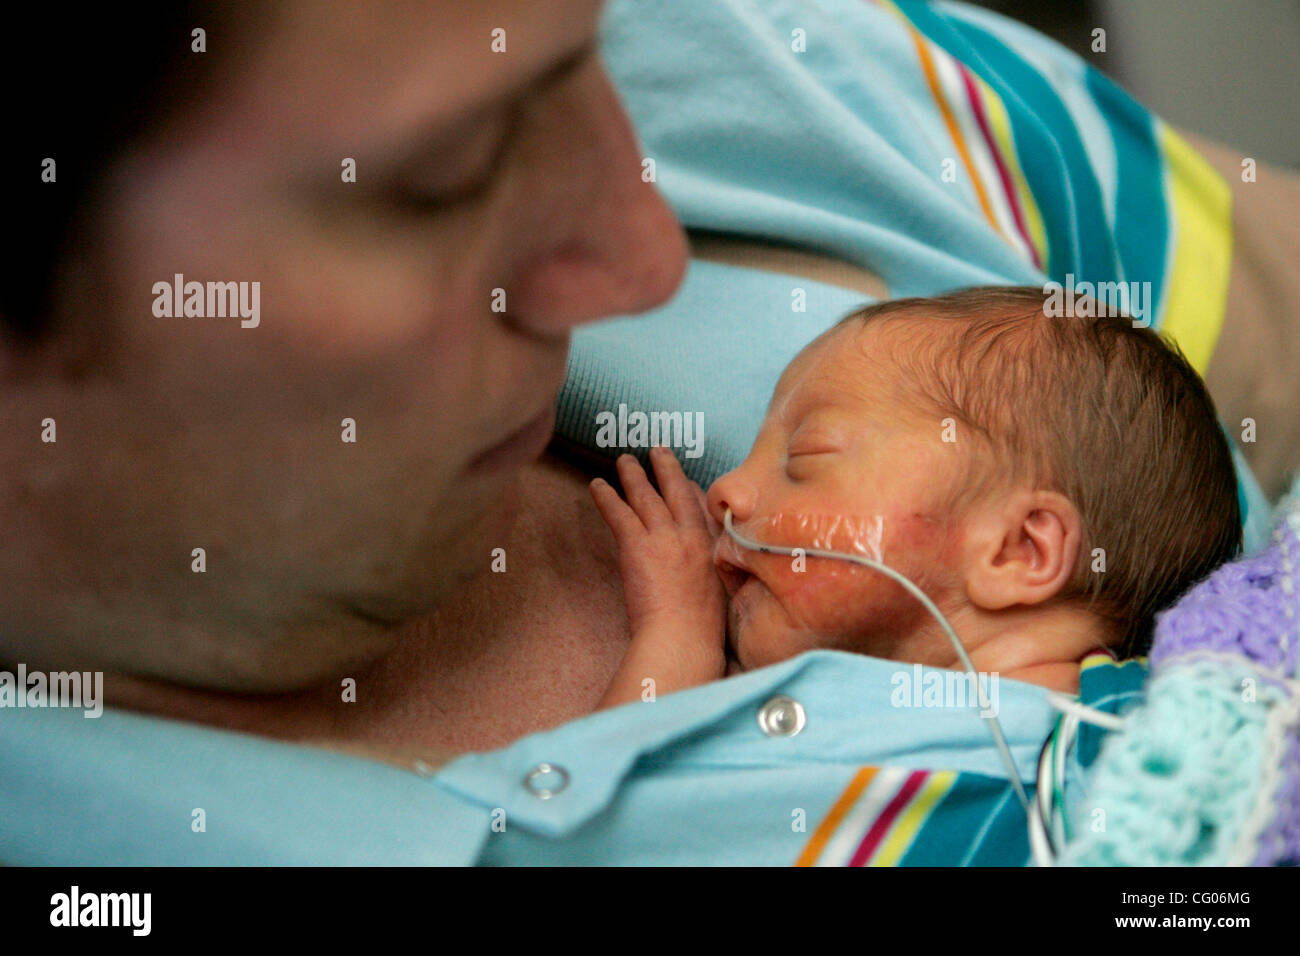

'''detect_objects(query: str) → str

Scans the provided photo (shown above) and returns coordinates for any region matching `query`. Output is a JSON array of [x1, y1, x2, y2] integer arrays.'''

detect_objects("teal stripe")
[[1077, 659, 1149, 766], [1084, 69, 1170, 324], [894, 2, 1119, 286], [962, 777, 1034, 866], [900, 773, 1030, 866]]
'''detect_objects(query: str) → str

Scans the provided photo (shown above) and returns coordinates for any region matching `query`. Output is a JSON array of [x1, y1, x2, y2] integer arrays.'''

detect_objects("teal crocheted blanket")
[[1063, 485, 1300, 865]]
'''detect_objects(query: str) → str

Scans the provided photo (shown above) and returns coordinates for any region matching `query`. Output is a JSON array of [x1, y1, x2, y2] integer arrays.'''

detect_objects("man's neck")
[[101, 454, 634, 761]]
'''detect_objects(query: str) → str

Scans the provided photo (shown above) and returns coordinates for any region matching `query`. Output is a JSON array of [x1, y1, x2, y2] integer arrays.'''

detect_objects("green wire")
[[1049, 713, 1070, 843]]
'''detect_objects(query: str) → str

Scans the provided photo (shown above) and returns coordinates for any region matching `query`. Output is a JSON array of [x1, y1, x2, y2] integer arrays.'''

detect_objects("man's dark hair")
[[3, 6, 220, 338]]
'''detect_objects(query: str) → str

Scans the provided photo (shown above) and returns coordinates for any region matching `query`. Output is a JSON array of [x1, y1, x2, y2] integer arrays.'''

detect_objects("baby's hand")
[[591, 448, 725, 633], [590, 448, 727, 704]]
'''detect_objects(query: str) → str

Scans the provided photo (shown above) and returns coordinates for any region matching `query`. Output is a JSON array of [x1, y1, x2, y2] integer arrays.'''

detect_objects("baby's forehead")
[[774, 312, 952, 403]]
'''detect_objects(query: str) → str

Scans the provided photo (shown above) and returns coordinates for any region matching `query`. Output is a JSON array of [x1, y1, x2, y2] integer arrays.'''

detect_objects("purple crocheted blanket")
[[1143, 508, 1299, 864]]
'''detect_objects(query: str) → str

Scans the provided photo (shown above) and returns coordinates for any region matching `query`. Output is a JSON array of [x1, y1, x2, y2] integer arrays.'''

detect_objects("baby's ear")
[[963, 489, 1081, 611]]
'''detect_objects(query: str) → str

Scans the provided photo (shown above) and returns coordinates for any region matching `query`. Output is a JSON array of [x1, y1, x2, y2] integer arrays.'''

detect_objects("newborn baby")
[[589, 286, 1242, 707]]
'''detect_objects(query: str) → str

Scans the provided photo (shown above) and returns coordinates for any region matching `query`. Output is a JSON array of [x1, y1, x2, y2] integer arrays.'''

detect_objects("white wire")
[[1053, 714, 1073, 848], [1028, 803, 1056, 866], [722, 508, 1033, 815], [1038, 695, 1126, 864], [1045, 691, 1127, 732], [1029, 744, 1057, 867]]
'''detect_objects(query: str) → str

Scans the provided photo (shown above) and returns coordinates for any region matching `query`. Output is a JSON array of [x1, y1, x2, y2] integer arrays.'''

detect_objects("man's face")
[[12, 1, 687, 687], [706, 320, 970, 670]]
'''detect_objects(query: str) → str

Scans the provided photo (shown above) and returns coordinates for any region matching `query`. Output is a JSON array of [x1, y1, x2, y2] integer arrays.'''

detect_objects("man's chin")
[[346, 483, 523, 624], [429, 476, 525, 595], [461, 471, 524, 562]]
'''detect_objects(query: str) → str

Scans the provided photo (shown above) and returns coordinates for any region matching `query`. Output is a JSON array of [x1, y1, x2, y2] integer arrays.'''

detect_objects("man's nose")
[[501, 58, 689, 337]]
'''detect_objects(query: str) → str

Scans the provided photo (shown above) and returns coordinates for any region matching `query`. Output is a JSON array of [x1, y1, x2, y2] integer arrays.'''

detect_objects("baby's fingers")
[[649, 446, 708, 531], [615, 454, 673, 529], [590, 477, 644, 539]]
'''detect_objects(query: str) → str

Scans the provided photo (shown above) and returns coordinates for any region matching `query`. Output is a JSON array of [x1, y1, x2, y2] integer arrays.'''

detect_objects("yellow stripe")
[[980, 75, 1049, 268], [794, 767, 877, 867], [1155, 124, 1234, 374], [1080, 652, 1116, 672], [1081, 652, 1148, 672], [869, 770, 957, 866]]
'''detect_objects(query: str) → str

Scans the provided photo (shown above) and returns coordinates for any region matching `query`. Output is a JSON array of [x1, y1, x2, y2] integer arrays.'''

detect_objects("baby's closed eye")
[[784, 446, 840, 479], [785, 420, 846, 459]]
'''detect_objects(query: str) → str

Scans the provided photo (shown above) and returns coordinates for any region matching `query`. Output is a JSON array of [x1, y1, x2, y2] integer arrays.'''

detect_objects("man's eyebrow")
[[385, 38, 598, 170], [497, 36, 597, 105]]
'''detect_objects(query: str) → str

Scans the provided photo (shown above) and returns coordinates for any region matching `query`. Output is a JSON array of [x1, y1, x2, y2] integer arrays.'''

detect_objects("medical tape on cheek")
[[721, 510, 886, 565], [720, 506, 1033, 818]]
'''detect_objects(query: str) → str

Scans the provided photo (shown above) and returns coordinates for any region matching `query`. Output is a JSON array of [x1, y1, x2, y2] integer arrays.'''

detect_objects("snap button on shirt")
[[524, 763, 570, 799], [757, 696, 806, 737]]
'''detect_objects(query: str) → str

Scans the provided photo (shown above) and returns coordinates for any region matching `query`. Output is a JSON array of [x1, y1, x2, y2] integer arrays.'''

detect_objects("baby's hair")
[[837, 285, 1242, 657]]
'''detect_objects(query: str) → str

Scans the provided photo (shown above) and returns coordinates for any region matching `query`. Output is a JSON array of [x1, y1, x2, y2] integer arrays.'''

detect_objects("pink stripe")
[[958, 64, 1041, 269], [847, 770, 927, 866]]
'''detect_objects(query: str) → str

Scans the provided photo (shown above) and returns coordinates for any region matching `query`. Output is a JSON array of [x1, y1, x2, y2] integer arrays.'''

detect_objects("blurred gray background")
[[971, 0, 1300, 168]]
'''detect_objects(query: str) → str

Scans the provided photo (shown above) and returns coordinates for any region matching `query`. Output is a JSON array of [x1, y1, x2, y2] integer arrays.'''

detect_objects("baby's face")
[[707, 319, 972, 670]]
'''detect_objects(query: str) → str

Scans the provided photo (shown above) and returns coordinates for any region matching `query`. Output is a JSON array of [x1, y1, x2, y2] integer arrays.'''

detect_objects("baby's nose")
[[707, 471, 756, 528]]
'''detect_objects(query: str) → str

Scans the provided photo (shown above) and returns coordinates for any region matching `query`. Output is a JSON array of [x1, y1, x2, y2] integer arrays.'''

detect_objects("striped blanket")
[[797, 654, 1146, 866]]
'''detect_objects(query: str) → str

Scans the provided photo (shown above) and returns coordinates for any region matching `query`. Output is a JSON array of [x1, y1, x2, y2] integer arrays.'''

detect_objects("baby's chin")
[[726, 568, 830, 670], [726, 603, 812, 672], [725, 568, 885, 670]]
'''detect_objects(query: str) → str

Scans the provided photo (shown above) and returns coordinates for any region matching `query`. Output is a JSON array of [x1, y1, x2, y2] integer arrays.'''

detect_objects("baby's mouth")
[[715, 543, 754, 671], [714, 554, 753, 600], [713, 535, 755, 598]]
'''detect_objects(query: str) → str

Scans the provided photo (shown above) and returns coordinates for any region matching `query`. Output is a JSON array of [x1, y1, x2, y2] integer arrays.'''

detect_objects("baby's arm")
[[589, 448, 727, 709]]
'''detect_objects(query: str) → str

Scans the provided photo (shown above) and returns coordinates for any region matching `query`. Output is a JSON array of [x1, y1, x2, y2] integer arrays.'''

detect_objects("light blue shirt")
[[1, 651, 1058, 865]]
